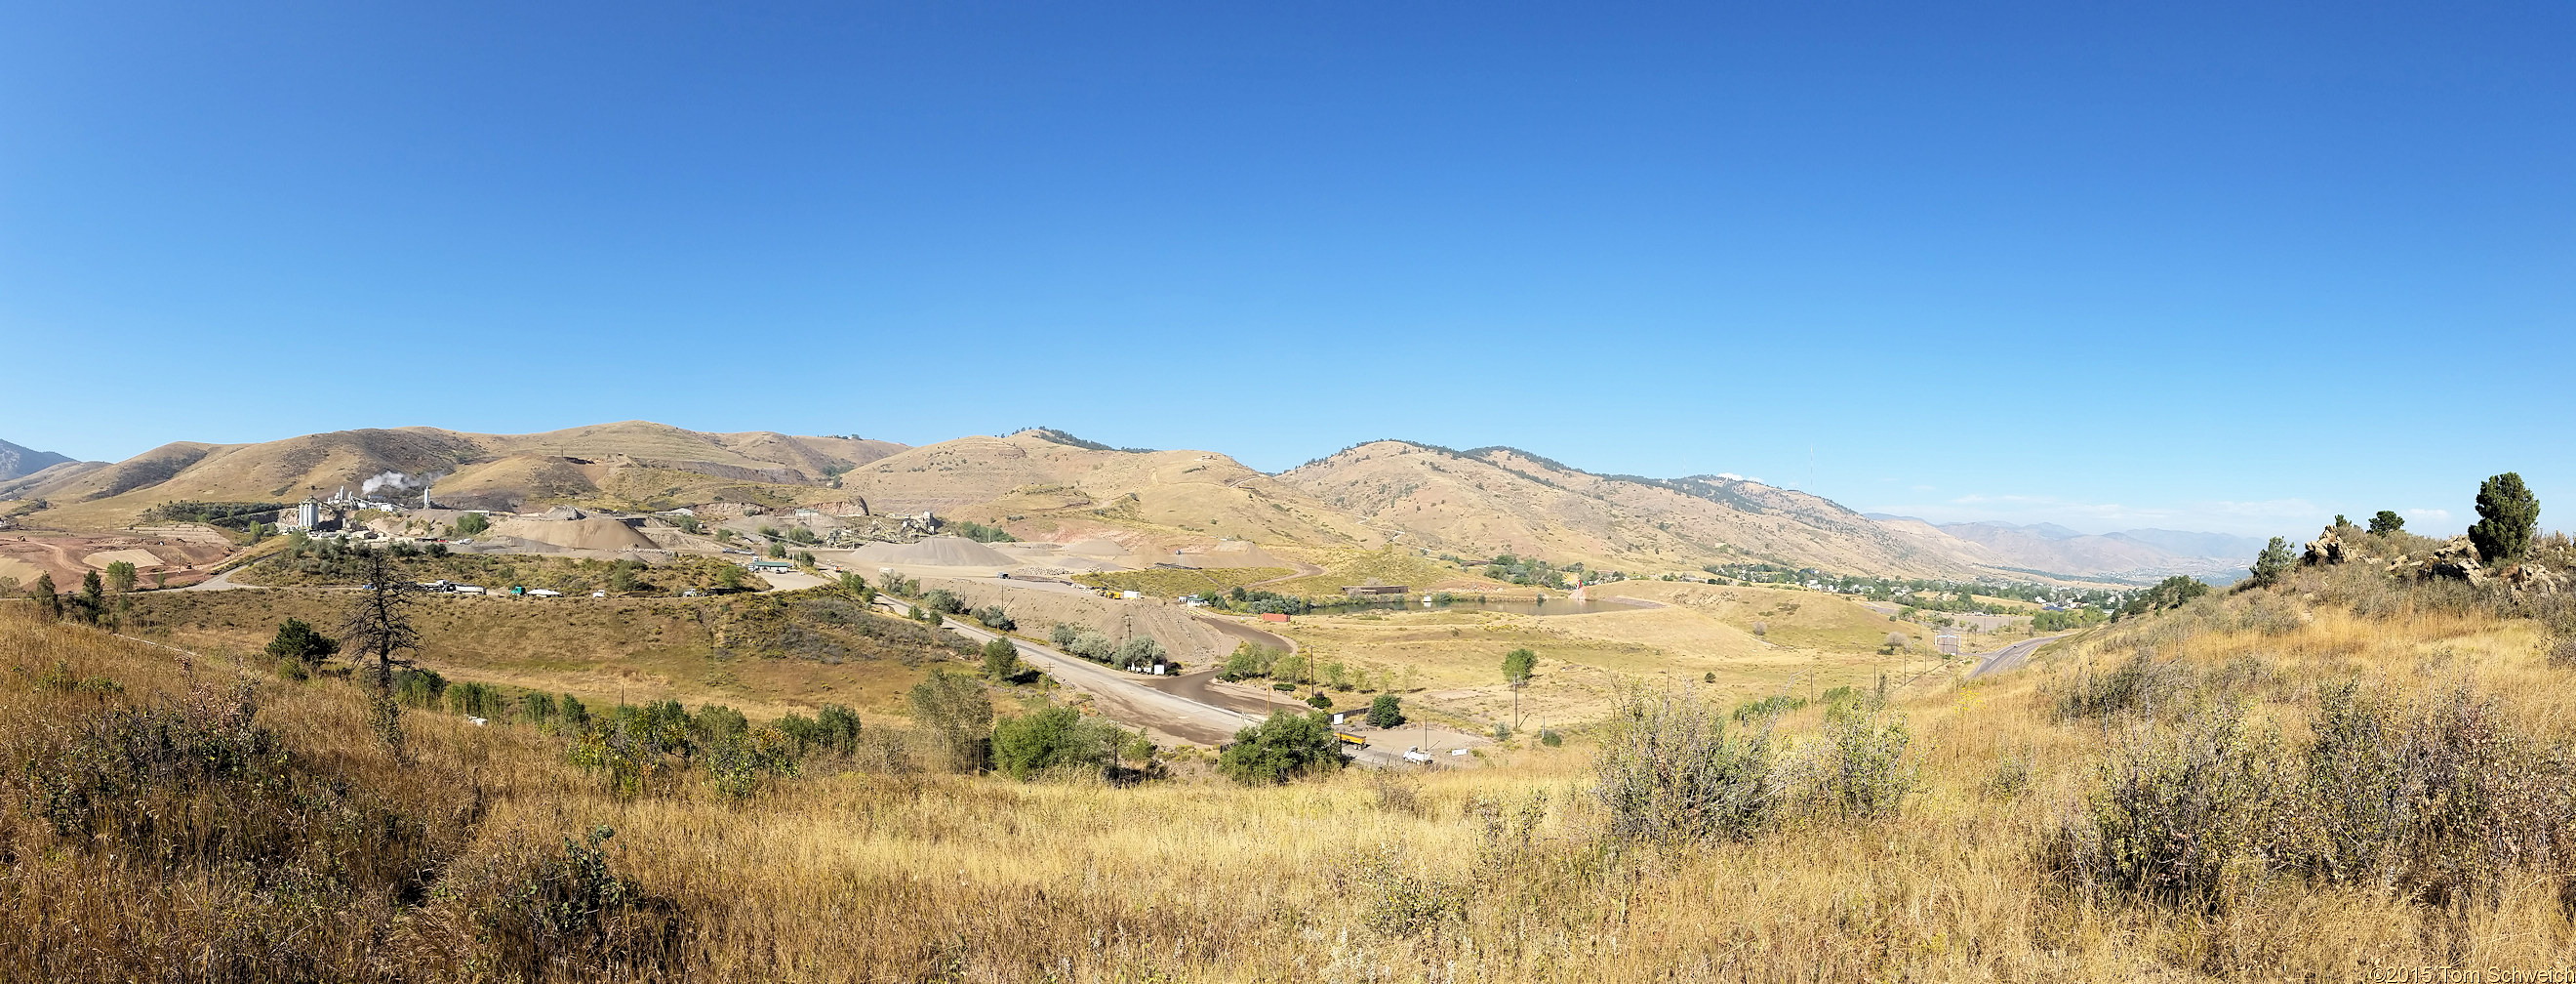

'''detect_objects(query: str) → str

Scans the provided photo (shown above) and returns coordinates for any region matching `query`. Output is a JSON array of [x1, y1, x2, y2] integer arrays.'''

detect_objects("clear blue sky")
[[3, 3, 2568, 539]]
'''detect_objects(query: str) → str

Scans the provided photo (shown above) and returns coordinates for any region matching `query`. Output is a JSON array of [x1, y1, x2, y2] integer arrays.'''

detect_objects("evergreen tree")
[[2248, 537, 2295, 588], [2469, 472, 2540, 562], [341, 550, 423, 753], [2367, 511, 2405, 535]]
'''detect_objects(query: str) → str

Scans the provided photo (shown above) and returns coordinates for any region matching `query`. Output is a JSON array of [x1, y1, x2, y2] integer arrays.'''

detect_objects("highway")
[[876, 594, 1411, 765], [1964, 633, 2068, 680]]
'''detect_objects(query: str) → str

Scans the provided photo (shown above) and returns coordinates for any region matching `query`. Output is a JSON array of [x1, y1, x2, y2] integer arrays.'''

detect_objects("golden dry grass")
[[9, 565, 2576, 981]]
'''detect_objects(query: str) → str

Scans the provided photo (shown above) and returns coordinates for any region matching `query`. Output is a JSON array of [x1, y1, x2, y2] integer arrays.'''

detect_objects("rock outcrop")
[[2302, 527, 2352, 565]]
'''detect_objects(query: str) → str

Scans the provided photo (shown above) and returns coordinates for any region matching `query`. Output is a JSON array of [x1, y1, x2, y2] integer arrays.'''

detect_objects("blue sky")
[[2, 2, 2568, 539]]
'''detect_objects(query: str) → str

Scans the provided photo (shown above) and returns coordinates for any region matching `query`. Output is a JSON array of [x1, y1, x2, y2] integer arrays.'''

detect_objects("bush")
[[1306, 691, 1333, 709], [264, 617, 341, 666], [2050, 648, 2191, 720], [2042, 704, 2275, 912], [980, 637, 1022, 679], [922, 590, 968, 616], [469, 826, 683, 977], [990, 705, 1131, 780], [1367, 693, 1405, 727], [1539, 728, 1562, 747], [1219, 711, 1346, 785], [1067, 631, 1116, 663], [906, 669, 993, 773], [1782, 702, 1915, 822], [1592, 684, 1774, 844], [971, 605, 1015, 632], [1113, 637, 1166, 668]]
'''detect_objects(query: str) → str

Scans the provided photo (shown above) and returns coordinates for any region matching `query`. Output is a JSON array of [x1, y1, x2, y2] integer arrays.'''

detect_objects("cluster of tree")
[[1047, 622, 1169, 668], [2032, 606, 2108, 632], [1217, 710, 1348, 785], [20, 570, 124, 627], [1201, 585, 1311, 615], [946, 519, 1018, 543], [1478, 554, 1572, 589], [451, 512, 490, 537], [2117, 576, 2212, 617], [140, 500, 288, 530]]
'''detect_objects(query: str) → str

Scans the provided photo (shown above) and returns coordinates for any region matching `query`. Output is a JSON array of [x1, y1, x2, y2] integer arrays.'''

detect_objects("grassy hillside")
[[8, 523, 2576, 978], [229, 545, 765, 595], [123, 586, 972, 718], [1264, 546, 1514, 598]]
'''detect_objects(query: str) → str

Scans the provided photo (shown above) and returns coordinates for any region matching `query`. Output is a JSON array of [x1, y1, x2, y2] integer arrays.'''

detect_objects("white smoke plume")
[[359, 471, 413, 496]]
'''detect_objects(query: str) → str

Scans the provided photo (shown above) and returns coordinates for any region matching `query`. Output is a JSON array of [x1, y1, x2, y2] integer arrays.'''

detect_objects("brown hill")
[[1273, 440, 1985, 578], [8, 422, 910, 530], [835, 430, 1383, 550]]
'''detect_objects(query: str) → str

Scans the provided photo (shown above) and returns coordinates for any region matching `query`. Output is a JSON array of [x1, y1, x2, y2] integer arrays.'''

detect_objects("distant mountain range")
[[3, 422, 2254, 584], [0, 437, 79, 483], [1865, 515, 2263, 580]]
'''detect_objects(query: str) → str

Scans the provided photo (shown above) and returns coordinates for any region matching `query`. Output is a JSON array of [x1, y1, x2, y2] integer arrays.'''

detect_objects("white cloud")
[[1714, 472, 1743, 480], [2406, 508, 2451, 522]]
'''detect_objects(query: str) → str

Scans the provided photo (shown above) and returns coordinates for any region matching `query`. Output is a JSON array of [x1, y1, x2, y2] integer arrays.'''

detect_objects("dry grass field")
[[8, 542, 2576, 981]]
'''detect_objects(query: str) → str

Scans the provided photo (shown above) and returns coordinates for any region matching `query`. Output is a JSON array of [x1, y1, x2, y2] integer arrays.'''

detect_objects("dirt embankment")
[[913, 578, 1241, 665]]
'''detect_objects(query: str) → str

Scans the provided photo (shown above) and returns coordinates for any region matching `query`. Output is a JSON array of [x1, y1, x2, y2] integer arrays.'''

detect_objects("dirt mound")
[[84, 548, 167, 569], [488, 517, 658, 551], [1061, 538, 1130, 556], [851, 536, 1020, 567]]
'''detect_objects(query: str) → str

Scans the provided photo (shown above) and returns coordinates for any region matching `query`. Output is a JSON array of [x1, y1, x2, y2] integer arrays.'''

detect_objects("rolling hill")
[[6, 421, 2241, 584], [0, 422, 907, 529], [0, 437, 81, 483], [1270, 440, 1988, 578]]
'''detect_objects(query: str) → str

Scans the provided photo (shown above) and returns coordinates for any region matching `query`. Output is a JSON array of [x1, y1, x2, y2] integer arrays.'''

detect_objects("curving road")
[[882, 594, 1408, 764], [1965, 633, 2068, 680]]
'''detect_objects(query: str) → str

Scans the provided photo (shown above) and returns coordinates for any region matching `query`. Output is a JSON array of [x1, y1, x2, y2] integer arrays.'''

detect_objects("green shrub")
[[1783, 702, 1915, 822], [2050, 648, 2191, 720], [1219, 711, 1346, 785], [1592, 684, 1774, 844], [2041, 704, 2276, 912], [1367, 693, 1405, 727]]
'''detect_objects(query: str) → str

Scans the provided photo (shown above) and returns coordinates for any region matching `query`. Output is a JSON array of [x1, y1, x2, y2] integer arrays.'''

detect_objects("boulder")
[[2415, 536, 2486, 584], [2502, 563, 2566, 595], [2302, 527, 2351, 565]]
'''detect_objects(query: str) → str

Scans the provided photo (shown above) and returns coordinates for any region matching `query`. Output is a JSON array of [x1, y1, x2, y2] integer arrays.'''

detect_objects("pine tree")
[[2367, 511, 2405, 535], [2469, 472, 2540, 562], [341, 550, 422, 753], [2249, 537, 2295, 588]]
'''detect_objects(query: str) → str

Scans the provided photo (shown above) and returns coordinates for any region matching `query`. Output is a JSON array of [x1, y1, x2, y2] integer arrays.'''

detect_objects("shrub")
[[1592, 684, 1775, 844], [1782, 702, 1915, 822], [1346, 845, 1465, 939], [1731, 693, 1807, 725], [1067, 631, 1116, 663], [906, 669, 993, 773], [2050, 648, 2191, 720], [2041, 704, 2276, 912], [971, 604, 1015, 631], [1113, 637, 1166, 668], [1218, 710, 1346, 785], [981, 637, 1023, 679], [468, 826, 683, 977], [922, 590, 967, 616], [1367, 693, 1405, 727], [990, 705, 1129, 780], [1306, 691, 1333, 709], [702, 726, 798, 800], [1539, 728, 1562, 747]]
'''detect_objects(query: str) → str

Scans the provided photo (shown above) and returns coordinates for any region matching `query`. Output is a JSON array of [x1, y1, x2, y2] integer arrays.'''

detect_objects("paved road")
[[885, 594, 1409, 764], [1965, 634, 2068, 679]]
